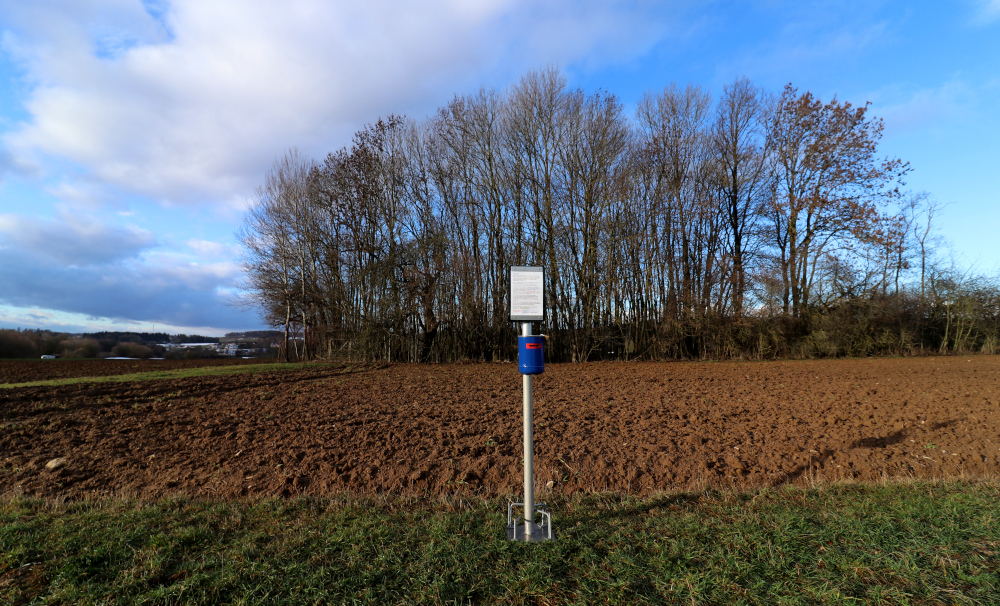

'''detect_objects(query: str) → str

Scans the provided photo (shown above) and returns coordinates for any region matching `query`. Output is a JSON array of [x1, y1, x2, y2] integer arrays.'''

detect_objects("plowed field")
[[2, 356, 998, 500]]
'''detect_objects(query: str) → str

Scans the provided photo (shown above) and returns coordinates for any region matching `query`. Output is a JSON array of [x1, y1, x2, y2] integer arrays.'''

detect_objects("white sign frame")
[[509, 266, 545, 321]]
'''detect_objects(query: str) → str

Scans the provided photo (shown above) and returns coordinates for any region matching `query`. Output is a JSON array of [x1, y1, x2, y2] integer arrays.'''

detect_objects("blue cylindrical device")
[[518, 335, 545, 375]]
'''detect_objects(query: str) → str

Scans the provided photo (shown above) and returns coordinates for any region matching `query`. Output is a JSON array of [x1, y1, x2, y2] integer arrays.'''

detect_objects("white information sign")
[[509, 266, 545, 321]]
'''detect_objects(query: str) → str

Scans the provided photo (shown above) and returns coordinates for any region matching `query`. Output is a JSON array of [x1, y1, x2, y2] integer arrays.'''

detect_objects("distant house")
[[159, 342, 238, 356]]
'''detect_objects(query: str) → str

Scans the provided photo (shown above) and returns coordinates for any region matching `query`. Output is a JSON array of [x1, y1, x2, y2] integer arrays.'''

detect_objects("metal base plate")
[[506, 501, 554, 542], [505, 520, 554, 542]]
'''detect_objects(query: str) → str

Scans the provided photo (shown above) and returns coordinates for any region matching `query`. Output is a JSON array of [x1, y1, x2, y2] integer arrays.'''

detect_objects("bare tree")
[[767, 85, 909, 317], [558, 88, 631, 360], [237, 148, 316, 360], [635, 83, 718, 355], [712, 77, 774, 317], [505, 68, 569, 354]]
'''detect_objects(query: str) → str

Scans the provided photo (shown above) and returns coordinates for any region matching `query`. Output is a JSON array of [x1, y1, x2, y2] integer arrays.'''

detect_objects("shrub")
[[111, 342, 154, 359], [0, 329, 40, 358], [61, 338, 100, 358]]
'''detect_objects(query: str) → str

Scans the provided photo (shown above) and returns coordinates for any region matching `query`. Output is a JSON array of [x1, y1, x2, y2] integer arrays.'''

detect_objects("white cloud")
[[185, 238, 228, 258], [0, 208, 249, 330], [0, 0, 679, 209], [0, 244, 250, 330], [0, 0, 687, 333], [143, 250, 241, 290], [874, 80, 976, 136], [974, 0, 1000, 23], [0, 303, 243, 335], [0, 210, 155, 265], [44, 180, 126, 210]]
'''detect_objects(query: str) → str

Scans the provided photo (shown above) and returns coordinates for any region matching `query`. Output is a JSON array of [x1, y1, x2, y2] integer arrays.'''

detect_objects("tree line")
[[0, 330, 254, 360], [0, 329, 160, 359], [238, 68, 999, 363]]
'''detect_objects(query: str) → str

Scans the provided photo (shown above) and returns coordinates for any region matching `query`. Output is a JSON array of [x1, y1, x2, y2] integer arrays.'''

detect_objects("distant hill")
[[81, 332, 219, 345], [82, 331, 171, 344]]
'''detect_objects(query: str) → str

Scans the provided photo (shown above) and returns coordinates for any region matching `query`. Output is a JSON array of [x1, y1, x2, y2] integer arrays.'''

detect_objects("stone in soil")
[[44, 458, 68, 471]]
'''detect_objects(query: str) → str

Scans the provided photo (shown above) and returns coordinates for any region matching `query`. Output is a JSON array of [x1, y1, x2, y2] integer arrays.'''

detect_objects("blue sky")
[[1, 0, 998, 336]]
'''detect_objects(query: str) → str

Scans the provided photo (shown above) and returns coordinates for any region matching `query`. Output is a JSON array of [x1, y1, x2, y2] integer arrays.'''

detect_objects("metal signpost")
[[506, 266, 554, 542]]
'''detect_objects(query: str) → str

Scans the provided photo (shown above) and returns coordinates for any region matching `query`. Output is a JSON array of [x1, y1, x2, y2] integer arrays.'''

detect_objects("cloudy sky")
[[1, 0, 998, 335]]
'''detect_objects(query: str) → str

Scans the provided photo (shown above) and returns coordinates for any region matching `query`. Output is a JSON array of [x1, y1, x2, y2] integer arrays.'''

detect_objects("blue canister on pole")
[[518, 335, 545, 375]]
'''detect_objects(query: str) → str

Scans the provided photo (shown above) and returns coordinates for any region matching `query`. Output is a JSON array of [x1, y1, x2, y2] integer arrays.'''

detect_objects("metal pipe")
[[521, 321, 534, 538]]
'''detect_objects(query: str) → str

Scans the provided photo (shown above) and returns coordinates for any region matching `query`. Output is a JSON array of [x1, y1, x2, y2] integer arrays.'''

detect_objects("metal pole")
[[521, 321, 534, 538]]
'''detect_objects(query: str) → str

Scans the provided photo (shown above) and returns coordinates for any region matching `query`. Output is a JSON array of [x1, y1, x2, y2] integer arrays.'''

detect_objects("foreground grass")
[[0, 362, 326, 390], [2, 482, 998, 605]]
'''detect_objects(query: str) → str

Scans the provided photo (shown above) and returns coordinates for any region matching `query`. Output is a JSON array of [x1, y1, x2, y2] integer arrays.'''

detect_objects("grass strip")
[[2, 480, 998, 605], [0, 362, 325, 390]]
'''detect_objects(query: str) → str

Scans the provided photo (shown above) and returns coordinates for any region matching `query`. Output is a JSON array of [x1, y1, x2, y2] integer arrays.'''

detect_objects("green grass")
[[0, 362, 325, 390], [2, 481, 998, 605]]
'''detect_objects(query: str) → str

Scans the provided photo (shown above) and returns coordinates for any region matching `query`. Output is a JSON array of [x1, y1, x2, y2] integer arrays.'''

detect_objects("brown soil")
[[0, 358, 262, 384], [2, 356, 999, 500]]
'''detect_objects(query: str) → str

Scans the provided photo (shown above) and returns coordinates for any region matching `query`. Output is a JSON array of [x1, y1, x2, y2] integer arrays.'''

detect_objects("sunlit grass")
[[2, 480, 998, 605]]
